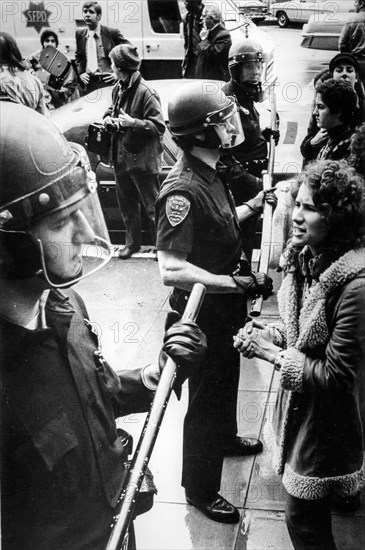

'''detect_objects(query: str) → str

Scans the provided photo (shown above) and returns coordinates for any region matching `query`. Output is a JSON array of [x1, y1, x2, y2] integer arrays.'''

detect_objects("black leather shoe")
[[118, 246, 140, 260], [185, 492, 239, 524], [224, 436, 263, 456]]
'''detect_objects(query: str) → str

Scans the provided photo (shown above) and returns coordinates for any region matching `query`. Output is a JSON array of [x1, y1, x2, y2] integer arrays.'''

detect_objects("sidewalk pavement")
[[78, 258, 364, 550]]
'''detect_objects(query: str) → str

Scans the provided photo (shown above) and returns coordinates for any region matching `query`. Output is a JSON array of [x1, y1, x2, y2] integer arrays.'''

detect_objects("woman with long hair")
[[235, 159, 365, 549], [0, 32, 46, 115]]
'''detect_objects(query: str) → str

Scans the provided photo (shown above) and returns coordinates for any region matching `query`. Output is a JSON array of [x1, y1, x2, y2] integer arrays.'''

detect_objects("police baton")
[[250, 85, 278, 317], [106, 283, 206, 550]]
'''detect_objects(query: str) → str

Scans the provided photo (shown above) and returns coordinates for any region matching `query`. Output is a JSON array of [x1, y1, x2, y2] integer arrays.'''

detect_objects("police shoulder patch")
[[166, 195, 191, 227]]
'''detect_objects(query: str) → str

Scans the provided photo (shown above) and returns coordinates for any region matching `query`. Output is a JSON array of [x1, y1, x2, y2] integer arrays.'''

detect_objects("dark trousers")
[[115, 172, 160, 249], [182, 328, 240, 498], [285, 494, 337, 550]]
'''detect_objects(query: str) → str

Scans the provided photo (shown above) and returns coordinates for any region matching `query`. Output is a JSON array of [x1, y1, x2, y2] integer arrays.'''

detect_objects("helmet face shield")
[[205, 98, 245, 148], [0, 104, 112, 285], [30, 189, 112, 288], [238, 60, 264, 84]]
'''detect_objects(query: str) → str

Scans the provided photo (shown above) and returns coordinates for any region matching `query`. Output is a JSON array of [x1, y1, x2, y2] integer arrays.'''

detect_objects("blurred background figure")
[[313, 79, 357, 161], [0, 32, 46, 115], [301, 53, 365, 167], [339, 0, 365, 87], [222, 36, 279, 265], [182, 0, 204, 78], [195, 6, 231, 81], [75, 1, 127, 95], [349, 121, 365, 175], [103, 44, 165, 260], [27, 30, 78, 111]]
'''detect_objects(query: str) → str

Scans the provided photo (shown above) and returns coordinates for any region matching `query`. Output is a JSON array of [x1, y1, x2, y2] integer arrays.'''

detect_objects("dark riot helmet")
[[168, 81, 244, 149], [228, 37, 265, 69], [228, 37, 265, 101], [0, 102, 112, 286]]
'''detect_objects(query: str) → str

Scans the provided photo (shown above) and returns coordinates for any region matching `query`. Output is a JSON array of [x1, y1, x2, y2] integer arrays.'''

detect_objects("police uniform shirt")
[[156, 153, 241, 276]]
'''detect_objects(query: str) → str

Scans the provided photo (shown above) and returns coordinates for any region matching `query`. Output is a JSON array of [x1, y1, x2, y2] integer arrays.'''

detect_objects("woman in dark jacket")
[[235, 159, 365, 549], [301, 54, 365, 166], [104, 44, 165, 259], [301, 79, 357, 165]]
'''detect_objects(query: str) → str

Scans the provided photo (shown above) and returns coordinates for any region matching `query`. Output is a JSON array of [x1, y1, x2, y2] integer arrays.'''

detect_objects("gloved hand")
[[232, 272, 273, 300], [262, 127, 280, 146], [162, 311, 207, 369], [264, 189, 278, 209], [159, 311, 207, 399]]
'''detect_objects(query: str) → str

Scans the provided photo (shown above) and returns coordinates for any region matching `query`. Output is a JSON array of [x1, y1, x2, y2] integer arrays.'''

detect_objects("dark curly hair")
[[284, 159, 365, 276], [297, 159, 365, 252], [349, 123, 365, 176], [315, 78, 357, 124]]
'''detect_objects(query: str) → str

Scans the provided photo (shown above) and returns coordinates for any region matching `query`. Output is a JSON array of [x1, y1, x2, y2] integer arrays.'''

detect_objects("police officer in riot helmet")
[[222, 36, 279, 264], [0, 103, 207, 550], [156, 81, 274, 524]]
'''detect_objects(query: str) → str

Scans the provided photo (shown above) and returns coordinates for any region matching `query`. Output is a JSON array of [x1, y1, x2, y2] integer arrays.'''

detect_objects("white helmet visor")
[[206, 99, 245, 148], [29, 177, 112, 288]]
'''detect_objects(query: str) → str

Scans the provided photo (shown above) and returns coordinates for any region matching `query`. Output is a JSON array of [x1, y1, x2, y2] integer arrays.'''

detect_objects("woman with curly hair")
[[235, 159, 365, 549], [349, 122, 365, 176]]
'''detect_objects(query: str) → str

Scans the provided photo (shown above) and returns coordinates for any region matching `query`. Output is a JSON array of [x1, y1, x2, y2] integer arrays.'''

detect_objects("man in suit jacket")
[[75, 1, 128, 94], [195, 6, 231, 81], [182, 0, 204, 78]]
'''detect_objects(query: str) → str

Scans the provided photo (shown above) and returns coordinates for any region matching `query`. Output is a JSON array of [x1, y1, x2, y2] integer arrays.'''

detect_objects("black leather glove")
[[264, 189, 278, 210], [262, 127, 280, 146], [232, 272, 273, 300], [162, 311, 207, 369], [159, 311, 207, 399]]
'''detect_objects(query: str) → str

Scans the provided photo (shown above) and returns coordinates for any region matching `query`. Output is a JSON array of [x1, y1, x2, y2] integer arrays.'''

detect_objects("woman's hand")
[[310, 128, 328, 146], [233, 319, 281, 363]]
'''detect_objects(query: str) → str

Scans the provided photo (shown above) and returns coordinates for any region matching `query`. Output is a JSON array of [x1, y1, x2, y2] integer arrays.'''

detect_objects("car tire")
[[277, 11, 289, 28]]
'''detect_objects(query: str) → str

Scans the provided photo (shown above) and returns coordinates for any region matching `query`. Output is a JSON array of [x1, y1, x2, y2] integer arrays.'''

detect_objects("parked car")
[[271, 0, 353, 28], [49, 14, 276, 244], [50, 80, 180, 244], [234, 0, 269, 24], [301, 11, 350, 49], [51, 78, 278, 246]]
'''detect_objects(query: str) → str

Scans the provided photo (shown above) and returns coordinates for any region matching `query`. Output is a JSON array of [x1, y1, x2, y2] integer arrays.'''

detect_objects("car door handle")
[[146, 44, 160, 52]]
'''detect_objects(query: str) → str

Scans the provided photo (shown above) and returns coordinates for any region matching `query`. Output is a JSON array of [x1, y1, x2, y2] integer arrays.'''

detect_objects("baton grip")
[[106, 283, 206, 550]]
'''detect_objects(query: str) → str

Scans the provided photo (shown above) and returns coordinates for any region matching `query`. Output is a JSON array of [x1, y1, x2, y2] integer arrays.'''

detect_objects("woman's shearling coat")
[[265, 247, 365, 500]]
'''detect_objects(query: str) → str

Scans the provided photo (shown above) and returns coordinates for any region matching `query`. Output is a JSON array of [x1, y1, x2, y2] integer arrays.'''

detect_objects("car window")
[[147, 0, 182, 33]]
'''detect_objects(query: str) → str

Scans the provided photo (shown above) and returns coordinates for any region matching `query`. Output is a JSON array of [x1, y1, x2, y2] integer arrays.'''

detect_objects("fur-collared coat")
[[265, 247, 365, 500]]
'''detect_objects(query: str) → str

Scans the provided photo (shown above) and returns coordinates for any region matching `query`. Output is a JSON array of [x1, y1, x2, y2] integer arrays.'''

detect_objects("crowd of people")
[[1, 0, 365, 549]]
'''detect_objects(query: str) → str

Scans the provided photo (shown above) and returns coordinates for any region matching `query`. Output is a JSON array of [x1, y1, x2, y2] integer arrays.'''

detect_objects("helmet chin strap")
[[192, 127, 222, 149], [40, 267, 84, 289], [233, 79, 263, 102]]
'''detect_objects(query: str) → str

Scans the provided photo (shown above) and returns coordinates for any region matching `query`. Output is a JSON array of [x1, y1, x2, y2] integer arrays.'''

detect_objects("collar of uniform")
[[45, 288, 75, 315], [184, 152, 217, 184], [0, 289, 75, 361]]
